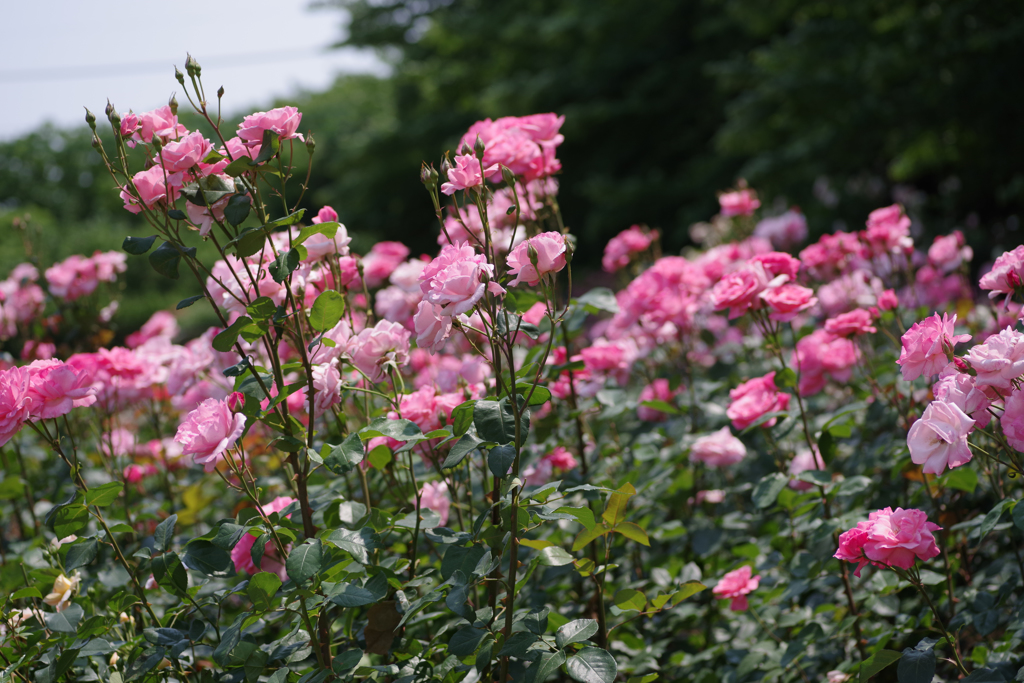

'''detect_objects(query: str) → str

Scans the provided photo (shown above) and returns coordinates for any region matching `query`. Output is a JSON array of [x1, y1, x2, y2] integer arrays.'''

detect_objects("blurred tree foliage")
[[1, 0, 1021, 337]]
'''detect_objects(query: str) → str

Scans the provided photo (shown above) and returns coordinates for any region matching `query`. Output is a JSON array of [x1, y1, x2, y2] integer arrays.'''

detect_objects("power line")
[[0, 47, 355, 84]]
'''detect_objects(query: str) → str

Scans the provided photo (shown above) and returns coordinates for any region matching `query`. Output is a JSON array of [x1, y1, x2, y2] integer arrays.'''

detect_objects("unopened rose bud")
[[104, 100, 114, 118], [305, 132, 316, 155], [420, 163, 438, 190], [109, 653, 119, 667], [217, 85, 225, 99], [156, 658, 171, 671], [185, 54, 201, 77], [474, 135, 485, 159], [84, 108, 96, 130], [174, 66, 185, 86], [500, 165, 515, 186], [91, 135, 101, 150], [151, 135, 163, 151], [440, 155, 453, 181], [108, 108, 121, 130], [227, 391, 245, 413], [168, 94, 178, 116], [118, 612, 131, 624]]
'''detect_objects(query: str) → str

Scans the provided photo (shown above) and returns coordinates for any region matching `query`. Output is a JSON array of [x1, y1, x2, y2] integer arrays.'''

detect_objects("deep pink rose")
[[712, 264, 770, 319], [897, 313, 970, 381], [760, 284, 817, 322], [0, 366, 32, 447], [749, 252, 801, 280], [231, 496, 296, 579], [690, 426, 747, 467], [25, 360, 96, 420], [544, 446, 578, 471], [1002, 389, 1024, 452], [312, 206, 338, 224], [979, 245, 1024, 305], [877, 289, 899, 311], [862, 507, 941, 570], [963, 326, 1024, 391], [907, 400, 974, 474], [637, 379, 677, 421], [602, 225, 657, 272], [718, 189, 760, 217], [834, 522, 873, 577], [237, 106, 303, 143], [824, 309, 876, 337], [506, 232, 567, 286], [174, 397, 247, 472], [792, 329, 859, 396], [713, 565, 760, 611], [863, 204, 912, 255], [726, 372, 790, 430]]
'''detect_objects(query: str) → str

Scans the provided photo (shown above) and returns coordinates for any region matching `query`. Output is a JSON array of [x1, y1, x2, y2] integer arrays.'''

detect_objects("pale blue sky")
[[0, 0, 387, 140]]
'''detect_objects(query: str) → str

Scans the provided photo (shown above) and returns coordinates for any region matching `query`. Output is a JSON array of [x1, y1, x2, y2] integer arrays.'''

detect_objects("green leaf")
[[1014, 499, 1024, 532], [246, 572, 282, 612], [122, 234, 157, 255], [224, 194, 251, 226], [516, 383, 552, 406], [818, 430, 837, 462], [488, 444, 516, 479], [360, 417, 422, 441], [449, 626, 487, 657], [980, 499, 1012, 540], [601, 483, 636, 526], [565, 647, 617, 683], [181, 174, 235, 206], [286, 539, 323, 584], [498, 631, 541, 658], [572, 524, 607, 552], [739, 410, 789, 434], [223, 156, 255, 177], [613, 521, 650, 546], [149, 241, 195, 279], [232, 227, 266, 258], [294, 221, 340, 246], [326, 528, 381, 563], [672, 581, 707, 605], [613, 588, 646, 612], [939, 467, 978, 494], [264, 208, 305, 229], [859, 650, 902, 682], [639, 399, 679, 416], [45, 603, 83, 633], [176, 294, 204, 310], [573, 288, 619, 314], [12, 587, 41, 600], [775, 367, 797, 388], [752, 472, 789, 509], [324, 433, 365, 475], [555, 506, 596, 531], [269, 248, 302, 283], [529, 651, 566, 683], [332, 650, 362, 676], [152, 551, 188, 595], [309, 290, 346, 332], [183, 540, 234, 577], [896, 648, 935, 683], [474, 399, 528, 445], [440, 544, 487, 581], [65, 538, 98, 569], [252, 130, 280, 164], [327, 582, 377, 607], [246, 296, 277, 322], [556, 619, 598, 649], [85, 481, 123, 507], [53, 504, 89, 538], [451, 400, 476, 436], [539, 546, 574, 567], [213, 316, 253, 352], [53, 647, 81, 679], [443, 433, 482, 469]]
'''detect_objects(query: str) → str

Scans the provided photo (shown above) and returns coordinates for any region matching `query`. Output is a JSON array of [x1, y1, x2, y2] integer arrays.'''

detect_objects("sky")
[[0, 0, 388, 141]]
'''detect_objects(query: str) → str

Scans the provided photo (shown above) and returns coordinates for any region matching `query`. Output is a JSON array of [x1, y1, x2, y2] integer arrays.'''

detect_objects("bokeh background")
[[2, 0, 1022, 336]]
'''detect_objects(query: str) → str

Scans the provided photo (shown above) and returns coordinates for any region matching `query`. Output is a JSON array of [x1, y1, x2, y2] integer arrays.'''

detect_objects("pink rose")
[[122, 166, 182, 214], [749, 252, 801, 281], [543, 446, 578, 471], [506, 232, 568, 286], [126, 311, 179, 349], [754, 210, 808, 250], [824, 309, 876, 337], [760, 284, 817, 322], [237, 106, 303, 143], [312, 362, 342, 417], [963, 326, 1024, 391], [602, 225, 657, 272], [726, 372, 790, 431], [932, 366, 993, 428], [863, 507, 941, 570], [694, 489, 726, 504], [713, 565, 760, 611], [712, 264, 770, 319], [863, 204, 912, 255], [792, 330, 859, 396], [690, 427, 747, 467], [418, 481, 450, 527], [928, 231, 971, 272], [877, 289, 899, 311], [979, 245, 1024, 306], [174, 397, 247, 472], [441, 154, 495, 195], [362, 242, 411, 289], [231, 496, 296, 579], [132, 105, 186, 146], [718, 189, 760, 217], [834, 522, 873, 577], [908, 400, 974, 474], [0, 366, 32, 447], [25, 360, 96, 420], [1001, 388, 1024, 452], [897, 313, 970, 381], [348, 320, 411, 382], [312, 206, 338, 224], [787, 447, 826, 490], [413, 302, 452, 353], [155, 131, 212, 173], [637, 379, 677, 421], [420, 243, 497, 316]]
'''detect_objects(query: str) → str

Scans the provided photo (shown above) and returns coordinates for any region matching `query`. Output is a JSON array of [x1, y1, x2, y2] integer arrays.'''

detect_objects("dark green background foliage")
[[2, 0, 1022, 332]]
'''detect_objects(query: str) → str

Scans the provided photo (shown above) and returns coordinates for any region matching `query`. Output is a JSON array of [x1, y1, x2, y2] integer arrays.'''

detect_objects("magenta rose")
[[726, 372, 790, 431], [713, 565, 760, 611], [824, 309, 876, 337], [0, 366, 32, 448], [712, 264, 770, 319], [760, 284, 817, 322], [25, 360, 96, 420]]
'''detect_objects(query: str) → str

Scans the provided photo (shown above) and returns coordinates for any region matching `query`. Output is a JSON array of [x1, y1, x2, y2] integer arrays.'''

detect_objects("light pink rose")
[[362, 242, 411, 289], [933, 367, 993, 428], [877, 289, 899, 310], [441, 154, 495, 195], [122, 166, 182, 214], [863, 204, 912, 255], [726, 372, 790, 430], [0, 366, 32, 447], [420, 242, 497, 316], [132, 105, 186, 146], [1001, 388, 1024, 452], [718, 189, 760, 217], [788, 447, 826, 490], [979, 245, 1024, 306], [760, 284, 817, 322], [312, 362, 342, 417], [754, 209, 808, 250], [637, 379, 677, 421], [712, 263, 770, 319], [127, 311, 179, 349], [174, 398, 247, 472], [506, 232, 567, 286], [414, 302, 452, 353], [928, 231, 971, 272], [155, 131, 212, 173], [713, 565, 760, 611], [523, 458, 553, 487], [690, 426, 747, 467], [964, 326, 1024, 390], [418, 481, 450, 527], [237, 106, 303, 143], [25, 360, 96, 420], [348, 320, 411, 382], [897, 313, 970, 382], [602, 225, 657, 273], [908, 400, 974, 474], [694, 489, 726, 504], [824, 309, 876, 337], [375, 285, 422, 324], [231, 496, 296, 579]]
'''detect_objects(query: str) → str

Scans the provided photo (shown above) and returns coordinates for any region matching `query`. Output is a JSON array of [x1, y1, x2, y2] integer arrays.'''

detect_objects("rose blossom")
[[413, 302, 452, 353], [25, 360, 96, 419], [835, 507, 941, 576], [863, 204, 912, 255], [928, 231, 972, 272], [506, 232, 567, 286], [347, 320, 411, 382], [230, 496, 296, 579], [749, 252, 801, 281], [979, 245, 1024, 305], [824, 309, 876, 337], [544, 446, 578, 471], [908, 399, 975, 474], [963, 326, 1024, 391], [896, 313, 970, 381], [237, 106, 303, 143], [788, 447, 826, 490], [718, 189, 760, 217], [43, 572, 81, 612], [156, 131, 212, 173], [602, 225, 657, 273], [711, 263, 770, 319], [877, 289, 898, 310], [690, 427, 747, 467], [174, 397, 247, 472], [792, 330, 860, 396], [122, 165, 182, 213], [361, 242, 410, 288], [713, 565, 760, 611], [418, 481, 451, 527], [726, 372, 790, 431], [760, 284, 817, 322], [1001, 389, 1024, 451], [637, 379, 677, 421], [441, 154, 495, 195], [0, 366, 32, 447], [420, 242, 499, 316]]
